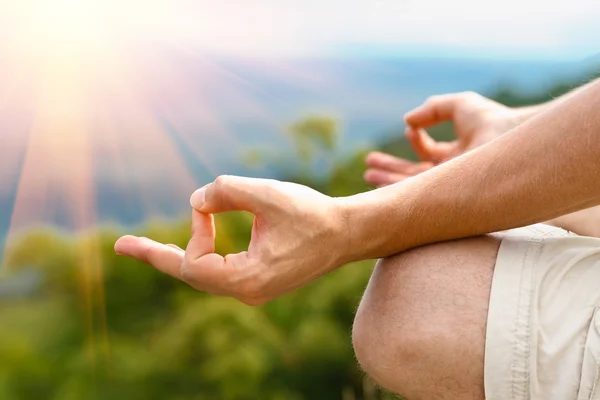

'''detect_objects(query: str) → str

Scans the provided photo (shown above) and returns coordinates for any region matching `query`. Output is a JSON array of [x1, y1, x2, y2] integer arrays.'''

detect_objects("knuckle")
[[211, 175, 234, 207], [263, 184, 278, 202], [460, 91, 478, 102], [425, 95, 440, 106], [214, 175, 231, 192]]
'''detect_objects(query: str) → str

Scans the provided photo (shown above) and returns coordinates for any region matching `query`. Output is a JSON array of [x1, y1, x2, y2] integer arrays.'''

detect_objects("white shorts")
[[485, 224, 600, 400]]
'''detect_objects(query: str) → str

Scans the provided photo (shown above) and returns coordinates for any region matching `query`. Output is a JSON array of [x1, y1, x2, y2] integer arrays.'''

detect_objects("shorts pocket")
[[577, 308, 600, 400]]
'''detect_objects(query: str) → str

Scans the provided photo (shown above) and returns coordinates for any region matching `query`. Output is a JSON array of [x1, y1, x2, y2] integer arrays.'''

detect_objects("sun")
[[0, 0, 233, 367], [6, 0, 113, 55], [5, 0, 173, 71], [0, 0, 327, 375], [0, 0, 294, 242]]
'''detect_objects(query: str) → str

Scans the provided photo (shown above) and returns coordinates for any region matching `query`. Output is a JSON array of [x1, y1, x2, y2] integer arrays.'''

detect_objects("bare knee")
[[352, 236, 500, 399]]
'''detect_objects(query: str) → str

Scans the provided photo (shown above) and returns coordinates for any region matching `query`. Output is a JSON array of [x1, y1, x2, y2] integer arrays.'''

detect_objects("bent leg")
[[352, 235, 501, 400]]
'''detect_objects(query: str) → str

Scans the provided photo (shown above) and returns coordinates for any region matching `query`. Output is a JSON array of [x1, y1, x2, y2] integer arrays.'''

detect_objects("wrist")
[[510, 104, 545, 124], [335, 186, 415, 264], [489, 105, 544, 137]]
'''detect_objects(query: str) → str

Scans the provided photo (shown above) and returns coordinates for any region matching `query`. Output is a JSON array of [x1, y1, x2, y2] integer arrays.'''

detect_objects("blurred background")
[[0, 1, 598, 399]]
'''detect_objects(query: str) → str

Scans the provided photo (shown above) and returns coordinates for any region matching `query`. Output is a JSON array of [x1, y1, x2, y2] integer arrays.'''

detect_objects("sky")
[[188, 0, 600, 60], [1, 0, 599, 239], [1, 0, 599, 61]]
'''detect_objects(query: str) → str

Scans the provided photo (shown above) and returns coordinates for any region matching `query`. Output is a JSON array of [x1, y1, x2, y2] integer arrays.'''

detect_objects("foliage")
[[1, 218, 387, 400], [289, 116, 338, 161]]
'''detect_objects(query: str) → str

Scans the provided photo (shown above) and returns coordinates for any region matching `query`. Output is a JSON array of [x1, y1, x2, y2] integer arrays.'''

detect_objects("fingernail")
[[190, 187, 206, 209], [114, 243, 124, 256]]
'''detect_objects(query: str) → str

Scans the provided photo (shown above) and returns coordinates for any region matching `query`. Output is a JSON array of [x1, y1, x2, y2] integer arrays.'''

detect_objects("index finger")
[[404, 93, 461, 129], [185, 209, 216, 261], [181, 210, 240, 294], [115, 235, 184, 279], [365, 151, 418, 172]]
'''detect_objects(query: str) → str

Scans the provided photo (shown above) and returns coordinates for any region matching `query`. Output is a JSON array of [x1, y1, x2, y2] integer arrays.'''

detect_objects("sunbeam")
[[0, 0, 314, 373], [0, 0, 303, 240]]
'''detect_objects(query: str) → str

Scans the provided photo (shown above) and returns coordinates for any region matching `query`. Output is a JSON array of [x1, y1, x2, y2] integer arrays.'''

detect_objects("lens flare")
[[0, 0, 306, 238], [0, 0, 319, 373]]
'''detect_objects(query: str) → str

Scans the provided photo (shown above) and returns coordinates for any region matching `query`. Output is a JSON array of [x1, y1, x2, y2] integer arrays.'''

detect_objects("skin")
[[114, 79, 600, 305], [352, 86, 600, 398], [364, 90, 600, 238], [352, 235, 500, 399], [364, 91, 539, 187], [341, 79, 600, 263], [113, 80, 600, 399]]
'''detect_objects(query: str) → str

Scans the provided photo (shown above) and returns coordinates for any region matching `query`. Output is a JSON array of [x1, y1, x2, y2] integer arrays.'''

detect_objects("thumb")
[[404, 93, 463, 129], [407, 128, 447, 163], [185, 209, 216, 260], [190, 175, 267, 214]]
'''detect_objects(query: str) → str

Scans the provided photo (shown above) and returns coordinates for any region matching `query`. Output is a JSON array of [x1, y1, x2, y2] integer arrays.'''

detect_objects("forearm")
[[343, 79, 600, 261], [514, 77, 600, 236], [510, 78, 600, 124]]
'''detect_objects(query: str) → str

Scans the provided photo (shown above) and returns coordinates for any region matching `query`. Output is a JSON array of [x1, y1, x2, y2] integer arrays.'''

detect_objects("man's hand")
[[363, 89, 600, 238], [365, 92, 528, 187], [114, 176, 347, 305], [346, 79, 600, 260]]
